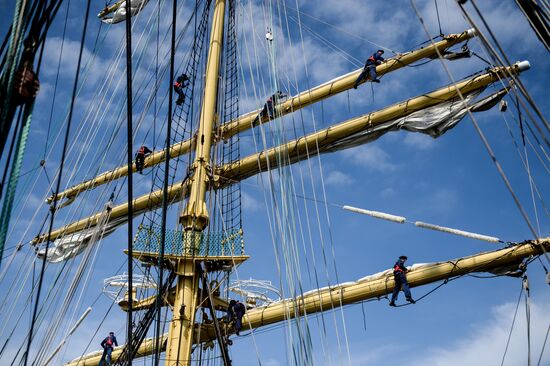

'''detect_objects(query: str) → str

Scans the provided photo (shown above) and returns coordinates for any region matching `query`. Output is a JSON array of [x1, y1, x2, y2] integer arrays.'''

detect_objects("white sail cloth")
[[36, 204, 126, 263], [324, 88, 507, 152], [99, 0, 150, 24]]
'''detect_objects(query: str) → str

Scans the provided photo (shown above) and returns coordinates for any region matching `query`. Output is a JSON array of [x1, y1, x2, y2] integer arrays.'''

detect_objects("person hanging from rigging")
[[173, 73, 190, 106], [135, 145, 152, 174], [98, 331, 118, 366], [252, 91, 288, 126], [389, 255, 416, 306], [353, 49, 385, 89], [233, 300, 246, 336]]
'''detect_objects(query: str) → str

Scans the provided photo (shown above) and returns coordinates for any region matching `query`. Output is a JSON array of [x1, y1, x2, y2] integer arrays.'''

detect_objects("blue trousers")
[[99, 347, 113, 366], [354, 65, 377, 87], [391, 273, 412, 302]]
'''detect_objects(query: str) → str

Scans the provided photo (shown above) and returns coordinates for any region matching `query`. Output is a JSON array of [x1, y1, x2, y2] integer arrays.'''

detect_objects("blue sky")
[[0, 0, 549, 365]]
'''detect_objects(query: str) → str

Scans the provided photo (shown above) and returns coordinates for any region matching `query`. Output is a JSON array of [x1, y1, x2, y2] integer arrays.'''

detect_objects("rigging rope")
[[22, 0, 92, 362]]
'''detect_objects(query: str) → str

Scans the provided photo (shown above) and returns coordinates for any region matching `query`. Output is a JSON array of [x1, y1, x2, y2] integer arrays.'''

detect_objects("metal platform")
[[126, 225, 248, 264]]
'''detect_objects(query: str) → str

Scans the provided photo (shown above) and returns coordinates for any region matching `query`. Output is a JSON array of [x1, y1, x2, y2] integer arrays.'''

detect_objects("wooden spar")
[[32, 63, 528, 245], [218, 62, 529, 183], [63, 237, 550, 366], [46, 29, 477, 205]]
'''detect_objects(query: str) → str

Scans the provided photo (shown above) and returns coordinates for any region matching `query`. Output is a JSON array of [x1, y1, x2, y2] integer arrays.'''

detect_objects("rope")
[[434, 0, 443, 36], [124, 0, 135, 356], [153, 0, 179, 362], [537, 323, 549, 366], [500, 280, 524, 366], [411, 0, 541, 241], [0, 102, 33, 267], [524, 276, 532, 366], [23, 0, 92, 362]]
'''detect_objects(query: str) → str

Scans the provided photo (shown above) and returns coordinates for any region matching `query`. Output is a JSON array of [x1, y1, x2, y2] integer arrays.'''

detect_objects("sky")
[[0, 0, 549, 365]]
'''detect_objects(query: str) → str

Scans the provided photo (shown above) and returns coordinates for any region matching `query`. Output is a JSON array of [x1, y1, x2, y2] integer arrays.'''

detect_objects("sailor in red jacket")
[[135, 145, 152, 174], [99, 331, 118, 366], [389, 255, 416, 306], [353, 49, 385, 89]]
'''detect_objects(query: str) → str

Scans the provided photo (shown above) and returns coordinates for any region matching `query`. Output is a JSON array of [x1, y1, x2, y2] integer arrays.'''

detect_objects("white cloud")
[[341, 145, 397, 173], [403, 132, 436, 150], [325, 170, 354, 187], [242, 191, 262, 212], [409, 301, 550, 366], [380, 187, 396, 198]]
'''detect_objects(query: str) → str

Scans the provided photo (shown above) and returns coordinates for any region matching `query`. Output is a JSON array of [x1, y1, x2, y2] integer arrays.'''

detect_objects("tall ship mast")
[[0, 1, 548, 365]]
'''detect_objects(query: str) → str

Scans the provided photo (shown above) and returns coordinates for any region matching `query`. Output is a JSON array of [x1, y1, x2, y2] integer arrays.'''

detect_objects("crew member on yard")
[[253, 91, 287, 126], [135, 145, 152, 174], [99, 331, 118, 366], [353, 49, 385, 88], [233, 300, 246, 336], [173, 73, 189, 106], [389, 255, 416, 306]]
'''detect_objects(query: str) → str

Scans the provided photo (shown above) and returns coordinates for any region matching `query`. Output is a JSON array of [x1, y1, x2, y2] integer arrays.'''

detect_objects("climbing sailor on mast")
[[98, 331, 118, 366], [353, 49, 385, 88], [253, 91, 287, 126], [389, 255, 416, 306], [135, 145, 152, 174], [227, 299, 246, 335], [173, 73, 189, 106]]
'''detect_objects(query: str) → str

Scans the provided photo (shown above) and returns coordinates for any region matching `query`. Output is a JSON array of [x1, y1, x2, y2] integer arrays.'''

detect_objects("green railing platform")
[[133, 225, 245, 258]]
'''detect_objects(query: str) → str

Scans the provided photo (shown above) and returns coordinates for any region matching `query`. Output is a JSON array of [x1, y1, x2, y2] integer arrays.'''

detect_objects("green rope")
[[0, 101, 34, 268], [0, 0, 29, 144]]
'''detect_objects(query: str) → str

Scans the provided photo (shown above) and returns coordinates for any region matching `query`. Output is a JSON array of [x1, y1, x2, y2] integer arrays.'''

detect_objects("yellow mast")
[[32, 62, 529, 245], [46, 29, 477, 205], [64, 237, 550, 366], [164, 0, 225, 364]]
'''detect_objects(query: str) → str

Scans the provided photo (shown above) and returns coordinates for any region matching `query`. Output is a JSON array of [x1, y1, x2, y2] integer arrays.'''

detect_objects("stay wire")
[[500, 280, 524, 366], [124, 0, 134, 357], [153, 0, 179, 362], [537, 323, 550, 366], [411, 0, 541, 242], [22, 0, 92, 363]]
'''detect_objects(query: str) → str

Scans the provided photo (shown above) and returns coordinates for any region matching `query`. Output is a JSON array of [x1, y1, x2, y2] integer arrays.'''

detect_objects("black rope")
[[434, 0, 443, 36], [0, 107, 23, 199], [124, 0, 134, 358], [22, 0, 92, 363], [500, 280, 524, 366], [537, 323, 550, 366], [153, 0, 178, 362]]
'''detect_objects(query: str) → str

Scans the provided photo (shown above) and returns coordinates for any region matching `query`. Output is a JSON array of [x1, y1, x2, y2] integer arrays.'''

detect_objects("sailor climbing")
[[253, 91, 287, 126], [99, 331, 118, 366], [227, 299, 236, 321], [173, 73, 189, 106], [233, 300, 246, 336], [389, 255, 416, 306], [353, 49, 385, 88], [135, 145, 152, 174]]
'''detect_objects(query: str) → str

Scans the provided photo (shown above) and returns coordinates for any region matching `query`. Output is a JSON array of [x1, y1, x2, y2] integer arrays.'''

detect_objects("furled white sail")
[[98, 0, 150, 24]]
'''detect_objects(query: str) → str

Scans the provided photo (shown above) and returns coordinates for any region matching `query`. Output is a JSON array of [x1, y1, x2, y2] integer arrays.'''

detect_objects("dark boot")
[[372, 79, 380, 83], [389, 301, 396, 307], [406, 298, 416, 304]]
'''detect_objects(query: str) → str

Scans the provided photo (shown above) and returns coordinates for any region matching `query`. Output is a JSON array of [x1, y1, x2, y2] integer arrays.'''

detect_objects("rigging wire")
[[22, 0, 92, 362], [153, 0, 178, 362], [537, 323, 550, 366], [410, 0, 541, 244], [124, 0, 135, 357]]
